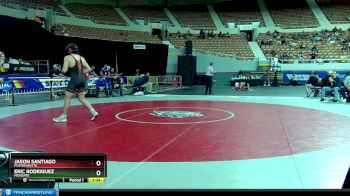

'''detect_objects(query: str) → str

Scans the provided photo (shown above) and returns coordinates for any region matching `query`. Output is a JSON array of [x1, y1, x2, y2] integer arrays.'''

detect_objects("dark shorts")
[[66, 79, 85, 93]]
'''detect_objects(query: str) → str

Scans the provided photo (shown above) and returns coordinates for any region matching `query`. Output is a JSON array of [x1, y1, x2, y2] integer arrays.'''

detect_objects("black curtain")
[[0, 15, 168, 76]]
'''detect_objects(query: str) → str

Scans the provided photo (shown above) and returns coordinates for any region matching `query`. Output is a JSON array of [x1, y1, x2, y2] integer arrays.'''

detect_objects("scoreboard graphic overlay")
[[8, 153, 107, 183]]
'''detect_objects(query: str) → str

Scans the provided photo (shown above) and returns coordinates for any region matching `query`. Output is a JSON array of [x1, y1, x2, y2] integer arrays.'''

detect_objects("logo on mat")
[[150, 111, 204, 118], [5, 189, 11, 195]]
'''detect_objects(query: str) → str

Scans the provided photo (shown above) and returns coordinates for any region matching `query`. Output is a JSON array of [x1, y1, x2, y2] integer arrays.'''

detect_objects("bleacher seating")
[[169, 5, 216, 30], [4, 0, 350, 63], [66, 3, 127, 26], [122, 6, 172, 25], [170, 35, 255, 59], [213, 0, 265, 27], [316, 0, 350, 24], [59, 24, 161, 44], [19, 0, 65, 14], [264, 0, 319, 28], [257, 30, 350, 61]]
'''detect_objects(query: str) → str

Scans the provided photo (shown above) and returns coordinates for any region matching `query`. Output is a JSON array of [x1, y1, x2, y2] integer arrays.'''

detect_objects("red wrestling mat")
[[1, 101, 350, 162]]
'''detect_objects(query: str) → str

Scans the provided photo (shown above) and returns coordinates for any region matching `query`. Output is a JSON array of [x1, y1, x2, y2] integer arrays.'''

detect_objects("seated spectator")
[[320, 71, 341, 102], [101, 64, 111, 76], [310, 51, 317, 61], [95, 74, 109, 97], [314, 34, 321, 42], [218, 31, 222, 37], [49, 64, 65, 78], [132, 72, 152, 94], [48, 64, 66, 96], [199, 29, 205, 39], [268, 39, 273, 45], [272, 31, 278, 38], [277, 39, 282, 45], [340, 71, 350, 102], [341, 45, 348, 51], [281, 38, 287, 45], [320, 71, 331, 87], [110, 73, 124, 97], [298, 56, 304, 63], [208, 30, 214, 38], [271, 50, 277, 57], [140, 72, 153, 93], [311, 46, 318, 53], [305, 71, 321, 97]]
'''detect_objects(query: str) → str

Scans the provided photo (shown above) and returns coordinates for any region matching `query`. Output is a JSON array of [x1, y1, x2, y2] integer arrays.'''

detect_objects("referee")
[[205, 62, 214, 95]]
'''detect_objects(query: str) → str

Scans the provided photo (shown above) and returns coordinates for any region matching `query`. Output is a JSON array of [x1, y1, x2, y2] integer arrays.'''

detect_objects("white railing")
[[53, 11, 69, 17], [92, 19, 127, 26], [237, 19, 260, 25], [185, 25, 216, 30], [134, 17, 173, 25], [59, 14, 128, 26], [275, 23, 320, 29], [157, 75, 182, 86], [278, 58, 350, 64], [75, 14, 92, 20], [174, 45, 256, 61], [330, 20, 350, 24]]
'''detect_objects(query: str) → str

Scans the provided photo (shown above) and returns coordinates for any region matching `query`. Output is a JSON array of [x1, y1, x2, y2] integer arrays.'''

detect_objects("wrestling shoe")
[[91, 111, 99, 121], [53, 114, 67, 123]]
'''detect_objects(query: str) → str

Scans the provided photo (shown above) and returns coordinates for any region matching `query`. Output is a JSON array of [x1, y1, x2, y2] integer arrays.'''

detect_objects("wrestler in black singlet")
[[66, 55, 85, 93]]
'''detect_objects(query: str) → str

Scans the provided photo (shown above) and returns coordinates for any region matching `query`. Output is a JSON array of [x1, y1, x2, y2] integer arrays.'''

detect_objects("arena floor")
[[1, 85, 350, 189]]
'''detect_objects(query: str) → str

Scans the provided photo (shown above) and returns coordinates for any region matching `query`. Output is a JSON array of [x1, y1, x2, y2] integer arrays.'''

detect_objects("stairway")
[[115, 8, 135, 26], [248, 41, 267, 61], [305, 0, 332, 27], [59, 5, 75, 17], [257, 0, 276, 28], [164, 8, 181, 27], [207, 5, 225, 29], [162, 41, 175, 48]]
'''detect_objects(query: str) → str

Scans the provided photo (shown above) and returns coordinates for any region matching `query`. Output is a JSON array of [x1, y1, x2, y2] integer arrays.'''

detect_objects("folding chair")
[[307, 86, 321, 97]]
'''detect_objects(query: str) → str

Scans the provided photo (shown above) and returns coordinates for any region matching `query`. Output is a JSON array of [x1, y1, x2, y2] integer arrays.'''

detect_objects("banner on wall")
[[0, 78, 72, 93], [282, 71, 349, 84], [0, 81, 12, 92], [0, 76, 130, 94], [37, 78, 99, 89]]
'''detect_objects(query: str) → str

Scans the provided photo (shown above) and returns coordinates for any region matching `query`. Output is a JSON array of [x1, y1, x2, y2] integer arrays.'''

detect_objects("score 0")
[[96, 160, 102, 167], [95, 160, 103, 177]]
